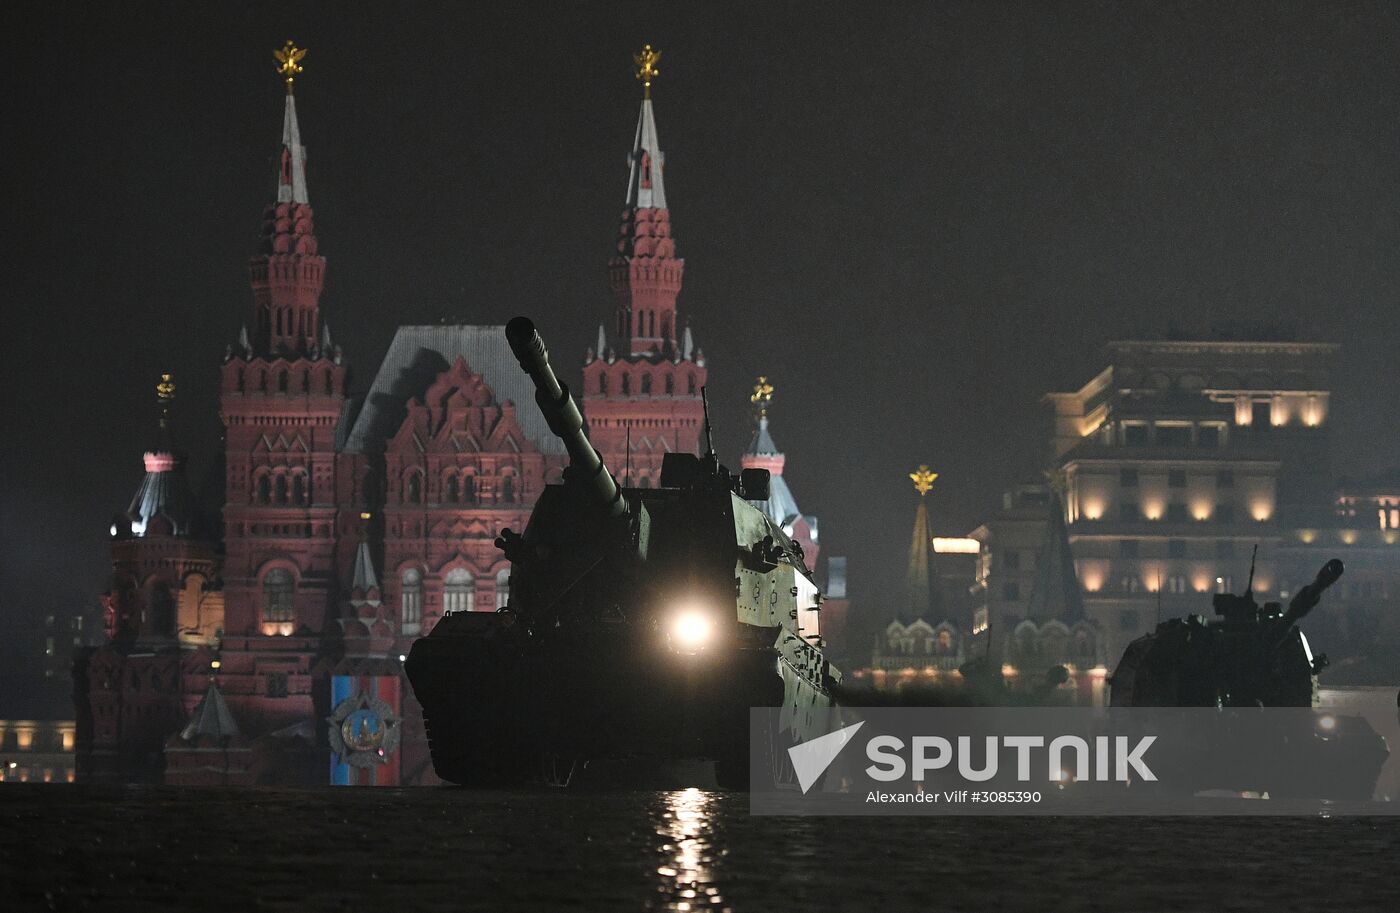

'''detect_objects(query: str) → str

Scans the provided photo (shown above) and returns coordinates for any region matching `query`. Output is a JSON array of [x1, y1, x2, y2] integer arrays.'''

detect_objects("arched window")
[[406, 472, 422, 504], [661, 315, 671, 339], [324, 371, 334, 395], [300, 370, 310, 393], [401, 569, 423, 631], [291, 473, 306, 506], [277, 370, 288, 393], [687, 376, 696, 395], [259, 370, 268, 392], [446, 474, 460, 503], [635, 312, 643, 337], [148, 582, 175, 636], [500, 475, 515, 504], [274, 475, 289, 505], [443, 568, 474, 614], [461, 473, 477, 505], [495, 568, 511, 610], [599, 373, 608, 394], [262, 569, 295, 623], [642, 375, 652, 395], [256, 475, 271, 504], [664, 375, 674, 395], [236, 368, 245, 393], [648, 312, 656, 337], [621, 374, 631, 395]]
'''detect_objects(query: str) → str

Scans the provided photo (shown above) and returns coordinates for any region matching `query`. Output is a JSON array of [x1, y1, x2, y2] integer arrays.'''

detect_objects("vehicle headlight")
[[669, 608, 715, 654]]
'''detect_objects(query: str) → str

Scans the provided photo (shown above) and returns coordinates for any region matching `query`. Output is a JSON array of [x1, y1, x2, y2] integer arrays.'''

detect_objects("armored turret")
[[1110, 558, 1342, 708], [405, 318, 840, 788]]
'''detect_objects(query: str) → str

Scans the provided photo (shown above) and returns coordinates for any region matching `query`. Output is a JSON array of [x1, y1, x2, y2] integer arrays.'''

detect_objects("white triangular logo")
[[787, 721, 865, 794]]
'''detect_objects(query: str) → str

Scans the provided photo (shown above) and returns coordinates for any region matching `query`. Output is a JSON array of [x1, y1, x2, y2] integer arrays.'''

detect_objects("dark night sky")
[[5, 1, 1400, 686]]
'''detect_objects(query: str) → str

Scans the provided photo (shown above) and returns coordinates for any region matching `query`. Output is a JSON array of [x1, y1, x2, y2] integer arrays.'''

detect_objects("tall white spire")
[[625, 98, 666, 209], [278, 93, 309, 204]]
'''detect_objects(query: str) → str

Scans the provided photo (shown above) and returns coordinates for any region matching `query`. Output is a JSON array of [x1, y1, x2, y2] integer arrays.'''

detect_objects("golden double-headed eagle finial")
[[275, 40, 307, 93], [910, 465, 939, 497], [634, 44, 661, 98], [156, 373, 176, 403], [750, 375, 775, 417]]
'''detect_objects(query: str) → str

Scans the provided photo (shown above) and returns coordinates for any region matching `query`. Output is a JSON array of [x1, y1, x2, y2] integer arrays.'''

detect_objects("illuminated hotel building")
[[1046, 338, 1338, 664]]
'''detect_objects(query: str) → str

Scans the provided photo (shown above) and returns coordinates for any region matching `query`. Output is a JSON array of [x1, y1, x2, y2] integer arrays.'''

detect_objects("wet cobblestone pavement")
[[2, 784, 1398, 912]]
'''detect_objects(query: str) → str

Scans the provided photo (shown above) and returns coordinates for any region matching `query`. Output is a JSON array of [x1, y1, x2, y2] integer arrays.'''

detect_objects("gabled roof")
[[340, 325, 565, 455]]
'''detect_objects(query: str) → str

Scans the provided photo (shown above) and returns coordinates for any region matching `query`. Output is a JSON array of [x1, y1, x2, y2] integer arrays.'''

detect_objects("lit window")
[[443, 568, 475, 614], [495, 569, 511, 610]]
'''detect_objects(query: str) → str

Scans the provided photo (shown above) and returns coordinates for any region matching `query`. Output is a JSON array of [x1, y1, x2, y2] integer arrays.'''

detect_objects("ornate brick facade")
[[76, 66, 732, 785]]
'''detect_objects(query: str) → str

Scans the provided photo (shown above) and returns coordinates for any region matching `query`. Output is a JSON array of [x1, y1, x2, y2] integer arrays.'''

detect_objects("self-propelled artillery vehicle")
[[405, 317, 841, 787], [1111, 557, 1389, 799]]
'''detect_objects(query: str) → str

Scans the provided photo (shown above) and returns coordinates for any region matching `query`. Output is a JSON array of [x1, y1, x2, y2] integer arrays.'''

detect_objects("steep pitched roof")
[[126, 451, 199, 537], [277, 93, 309, 204], [625, 98, 667, 209], [340, 325, 565, 455], [179, 682, 241, 741]]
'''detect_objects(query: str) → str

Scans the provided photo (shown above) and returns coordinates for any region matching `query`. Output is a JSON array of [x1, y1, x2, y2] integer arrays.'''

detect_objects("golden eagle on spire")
[[634, 44, 661, 98], [275, 40, 307, 93], [156, 373, 176, 403], [750, 376, 775, 418], [910, 465, 939, 497]]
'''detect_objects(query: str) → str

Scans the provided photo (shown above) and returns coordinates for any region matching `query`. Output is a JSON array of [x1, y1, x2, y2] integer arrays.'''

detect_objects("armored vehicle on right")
[[1111, 558, 1389, 800]]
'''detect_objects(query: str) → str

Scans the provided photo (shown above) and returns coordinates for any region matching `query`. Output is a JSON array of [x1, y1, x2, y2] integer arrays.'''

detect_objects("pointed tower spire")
[[903, 466, 941, 623], [250, 40, 325, 356], [611, 45, 684, 357], [126, 373, 197, 538], [350, 538, 381, 599], [276, 53, 310, 205], [626, 45, 667, 210]]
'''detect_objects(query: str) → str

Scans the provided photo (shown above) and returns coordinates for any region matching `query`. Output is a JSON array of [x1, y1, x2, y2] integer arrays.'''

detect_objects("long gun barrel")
[[506, 316, 625, 517], [1282, 558, 1344, 627]]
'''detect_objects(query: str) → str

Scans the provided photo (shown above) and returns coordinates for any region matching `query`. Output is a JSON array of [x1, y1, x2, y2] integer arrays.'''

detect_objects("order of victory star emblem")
[[327, 690, 401, 767]]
